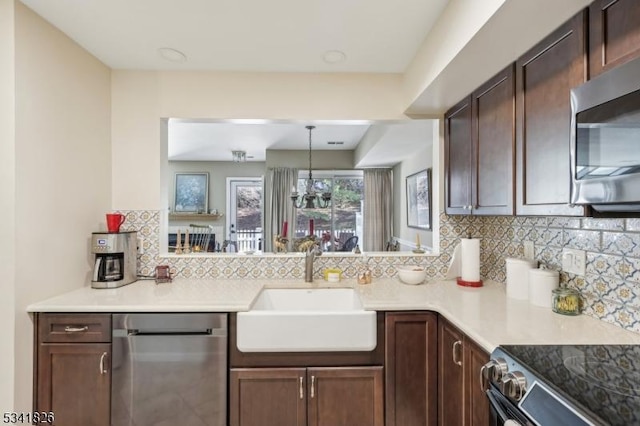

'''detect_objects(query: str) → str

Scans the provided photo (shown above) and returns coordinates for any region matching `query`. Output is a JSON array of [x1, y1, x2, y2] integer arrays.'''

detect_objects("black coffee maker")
[[91, 231, 137, 289]]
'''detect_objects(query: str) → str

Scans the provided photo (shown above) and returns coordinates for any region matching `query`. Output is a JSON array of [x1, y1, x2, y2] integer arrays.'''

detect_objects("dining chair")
[[189, 224, 214, 252]]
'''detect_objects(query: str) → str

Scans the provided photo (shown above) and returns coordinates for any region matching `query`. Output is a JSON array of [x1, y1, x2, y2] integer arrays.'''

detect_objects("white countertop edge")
[[26, 278, 640, 354]]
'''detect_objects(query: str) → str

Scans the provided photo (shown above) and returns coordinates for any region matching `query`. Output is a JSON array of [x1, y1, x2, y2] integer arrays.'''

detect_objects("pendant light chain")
[[307, 125, 314, 182]]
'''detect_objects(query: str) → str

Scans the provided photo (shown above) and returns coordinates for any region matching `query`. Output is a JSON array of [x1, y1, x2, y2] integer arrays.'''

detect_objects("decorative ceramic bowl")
[[396, 265, 427, 285]]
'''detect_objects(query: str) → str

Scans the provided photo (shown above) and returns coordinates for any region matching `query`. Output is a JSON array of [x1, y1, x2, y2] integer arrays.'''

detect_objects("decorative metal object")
[[291, 126, 332, 209], [273, 234, 288, 253]]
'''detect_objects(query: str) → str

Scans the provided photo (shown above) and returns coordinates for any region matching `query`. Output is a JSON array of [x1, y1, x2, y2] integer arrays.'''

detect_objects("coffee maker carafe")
[[91, 231, 137, 289]]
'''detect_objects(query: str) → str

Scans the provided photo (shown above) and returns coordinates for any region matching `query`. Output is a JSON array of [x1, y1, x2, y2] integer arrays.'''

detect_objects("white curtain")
[[363, 168, 393, 251], [265, 167, 298, 252]]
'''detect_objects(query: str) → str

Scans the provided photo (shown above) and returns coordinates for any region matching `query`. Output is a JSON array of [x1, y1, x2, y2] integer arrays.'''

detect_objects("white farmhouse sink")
[[237, 288, 377, 352]]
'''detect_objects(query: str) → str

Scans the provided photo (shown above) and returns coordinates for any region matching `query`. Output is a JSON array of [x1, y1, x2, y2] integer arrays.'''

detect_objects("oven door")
[[486, 386, 534, 426]]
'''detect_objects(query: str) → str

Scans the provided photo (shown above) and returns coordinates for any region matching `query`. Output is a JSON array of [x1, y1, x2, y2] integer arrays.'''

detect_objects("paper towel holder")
[[456, 276, 483, 287]]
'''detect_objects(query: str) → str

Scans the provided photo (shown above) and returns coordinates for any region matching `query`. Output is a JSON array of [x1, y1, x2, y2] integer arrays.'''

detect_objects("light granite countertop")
[[26, 278, 640, 353]]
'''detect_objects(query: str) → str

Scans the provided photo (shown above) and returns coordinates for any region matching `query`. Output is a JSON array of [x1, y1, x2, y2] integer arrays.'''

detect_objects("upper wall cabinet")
[[515, 10, 587, 216], [472, 65, 515, 215], [445, 65, 515, 216], [445, 96, 473, 215], [589, 0, 640, 78]]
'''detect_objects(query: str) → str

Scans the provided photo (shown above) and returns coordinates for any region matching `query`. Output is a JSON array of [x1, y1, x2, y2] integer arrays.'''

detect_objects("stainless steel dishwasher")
[[111, 313, 227, 426]]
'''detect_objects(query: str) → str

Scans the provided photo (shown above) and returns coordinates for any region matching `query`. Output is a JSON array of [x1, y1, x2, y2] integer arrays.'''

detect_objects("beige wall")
[[402, 0, 506, 108], [0, 0, 16, 411], [393, 145, 434, 250], [112, 71, 406, 209], [13, 2, 111, 409], [168, 160, 266, 237], [265, 149, 355, 170]]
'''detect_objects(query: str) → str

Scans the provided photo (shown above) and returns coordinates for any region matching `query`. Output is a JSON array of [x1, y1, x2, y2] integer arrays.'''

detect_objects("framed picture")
[[174, 172, 209, 213], [406, 168, 431, 230]]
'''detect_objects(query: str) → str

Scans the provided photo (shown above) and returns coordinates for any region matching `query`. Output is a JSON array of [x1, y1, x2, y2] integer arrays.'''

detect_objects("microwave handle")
[[93, 257, 102, 282]]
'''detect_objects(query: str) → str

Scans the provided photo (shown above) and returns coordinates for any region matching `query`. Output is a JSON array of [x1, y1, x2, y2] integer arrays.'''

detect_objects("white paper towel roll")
[[460, 238, 480, 282], [506, 258, 538, 300], [529, 269, 559, 308]]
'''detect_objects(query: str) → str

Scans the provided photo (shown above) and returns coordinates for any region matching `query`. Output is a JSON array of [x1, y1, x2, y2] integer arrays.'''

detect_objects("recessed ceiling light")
[[323, 50, 347, 64], [158, 47, 187, 63]]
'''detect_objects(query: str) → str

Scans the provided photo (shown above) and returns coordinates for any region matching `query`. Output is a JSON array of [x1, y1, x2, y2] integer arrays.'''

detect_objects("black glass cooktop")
[[500, 345, 640, 426]]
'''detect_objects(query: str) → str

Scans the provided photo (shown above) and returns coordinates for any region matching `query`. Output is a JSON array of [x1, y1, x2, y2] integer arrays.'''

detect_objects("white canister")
[[528, 268, 559, 308], [505, 258, 538, 300]]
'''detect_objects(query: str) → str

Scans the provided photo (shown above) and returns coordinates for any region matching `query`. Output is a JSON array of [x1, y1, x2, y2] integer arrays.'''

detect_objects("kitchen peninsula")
[[28, 278, 640, 351], [28, 278, 640, 426]]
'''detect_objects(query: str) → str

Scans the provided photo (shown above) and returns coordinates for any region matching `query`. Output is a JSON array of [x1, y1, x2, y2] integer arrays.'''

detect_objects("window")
[[295, 171, 363, 252]]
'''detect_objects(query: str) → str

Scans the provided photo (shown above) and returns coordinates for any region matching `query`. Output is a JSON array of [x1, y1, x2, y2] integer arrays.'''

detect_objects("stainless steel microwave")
[[570, 56, 640, 212]]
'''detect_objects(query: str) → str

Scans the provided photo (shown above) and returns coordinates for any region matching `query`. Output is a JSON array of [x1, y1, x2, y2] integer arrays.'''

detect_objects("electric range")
[[483, 345, 640, 425]]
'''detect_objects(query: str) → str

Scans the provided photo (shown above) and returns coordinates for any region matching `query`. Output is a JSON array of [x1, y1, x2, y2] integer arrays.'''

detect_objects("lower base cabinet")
[[438, 317, 490, 426], [230, 366, 384, 426], [35, 313, 112, 426], [385, 312, 438, 426]]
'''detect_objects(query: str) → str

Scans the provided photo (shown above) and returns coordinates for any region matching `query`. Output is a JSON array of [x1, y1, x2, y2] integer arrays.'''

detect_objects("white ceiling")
[[20, 0, 449, 73], [168, 120, 371, 161], [168, 120, 433, 166], [20, 0, 444, 163]]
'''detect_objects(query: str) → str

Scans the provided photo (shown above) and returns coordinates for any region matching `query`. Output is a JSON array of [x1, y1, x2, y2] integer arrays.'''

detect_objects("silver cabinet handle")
[[299, 377, 304, 399], [64, 325, 89, 332], [310, 375, 315, 398], [99, 352, 108, 375], [452, 340, 463, 366]]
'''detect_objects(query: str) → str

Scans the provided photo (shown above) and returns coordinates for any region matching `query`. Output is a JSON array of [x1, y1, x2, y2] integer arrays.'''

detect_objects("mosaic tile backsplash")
[[443, 214, 640, 334], [117, 210, 431, 280], [119, 210, 640, 334]]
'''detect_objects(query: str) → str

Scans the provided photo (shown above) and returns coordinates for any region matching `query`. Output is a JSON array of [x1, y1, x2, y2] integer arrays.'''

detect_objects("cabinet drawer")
[[38, 313, 111, 343]]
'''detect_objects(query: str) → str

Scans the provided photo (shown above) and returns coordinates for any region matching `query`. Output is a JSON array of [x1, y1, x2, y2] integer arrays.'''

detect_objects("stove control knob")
[[480, 358, 508, 390], [500, 371, 527, 401]]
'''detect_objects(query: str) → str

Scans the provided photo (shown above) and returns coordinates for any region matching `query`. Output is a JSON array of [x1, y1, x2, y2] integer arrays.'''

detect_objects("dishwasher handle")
[[113, 328, 227, 337]]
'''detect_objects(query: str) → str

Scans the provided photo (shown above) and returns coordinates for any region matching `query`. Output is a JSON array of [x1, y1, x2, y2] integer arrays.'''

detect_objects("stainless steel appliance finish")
[[482, 345, 640, 426], [91, 232, 137, 289], [111, 313, 228, 426], [570, 56, 640, 212]]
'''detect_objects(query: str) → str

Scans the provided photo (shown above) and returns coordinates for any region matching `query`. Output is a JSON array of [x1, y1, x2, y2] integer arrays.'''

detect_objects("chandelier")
[[291, 126, 332, 209], [232, 150, 246, 162]]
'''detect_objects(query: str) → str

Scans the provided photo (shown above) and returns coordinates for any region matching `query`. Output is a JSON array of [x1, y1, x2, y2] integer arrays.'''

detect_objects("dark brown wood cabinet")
[[466, 338, 490, 426], [445, 64, 515, 216], [230, 366, 383, 426], [35, 313, 111, 426], [515, 10, 587, 216], [438, 319, 465, 426], [308, 367, 383, 426], [472, 64, 516, 215], [230, 368, 307, 426], [589, 0, 640, 78], [438, 317, 489, 426], [445, 96, 473, 215], [385, 312, 438, 426]]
